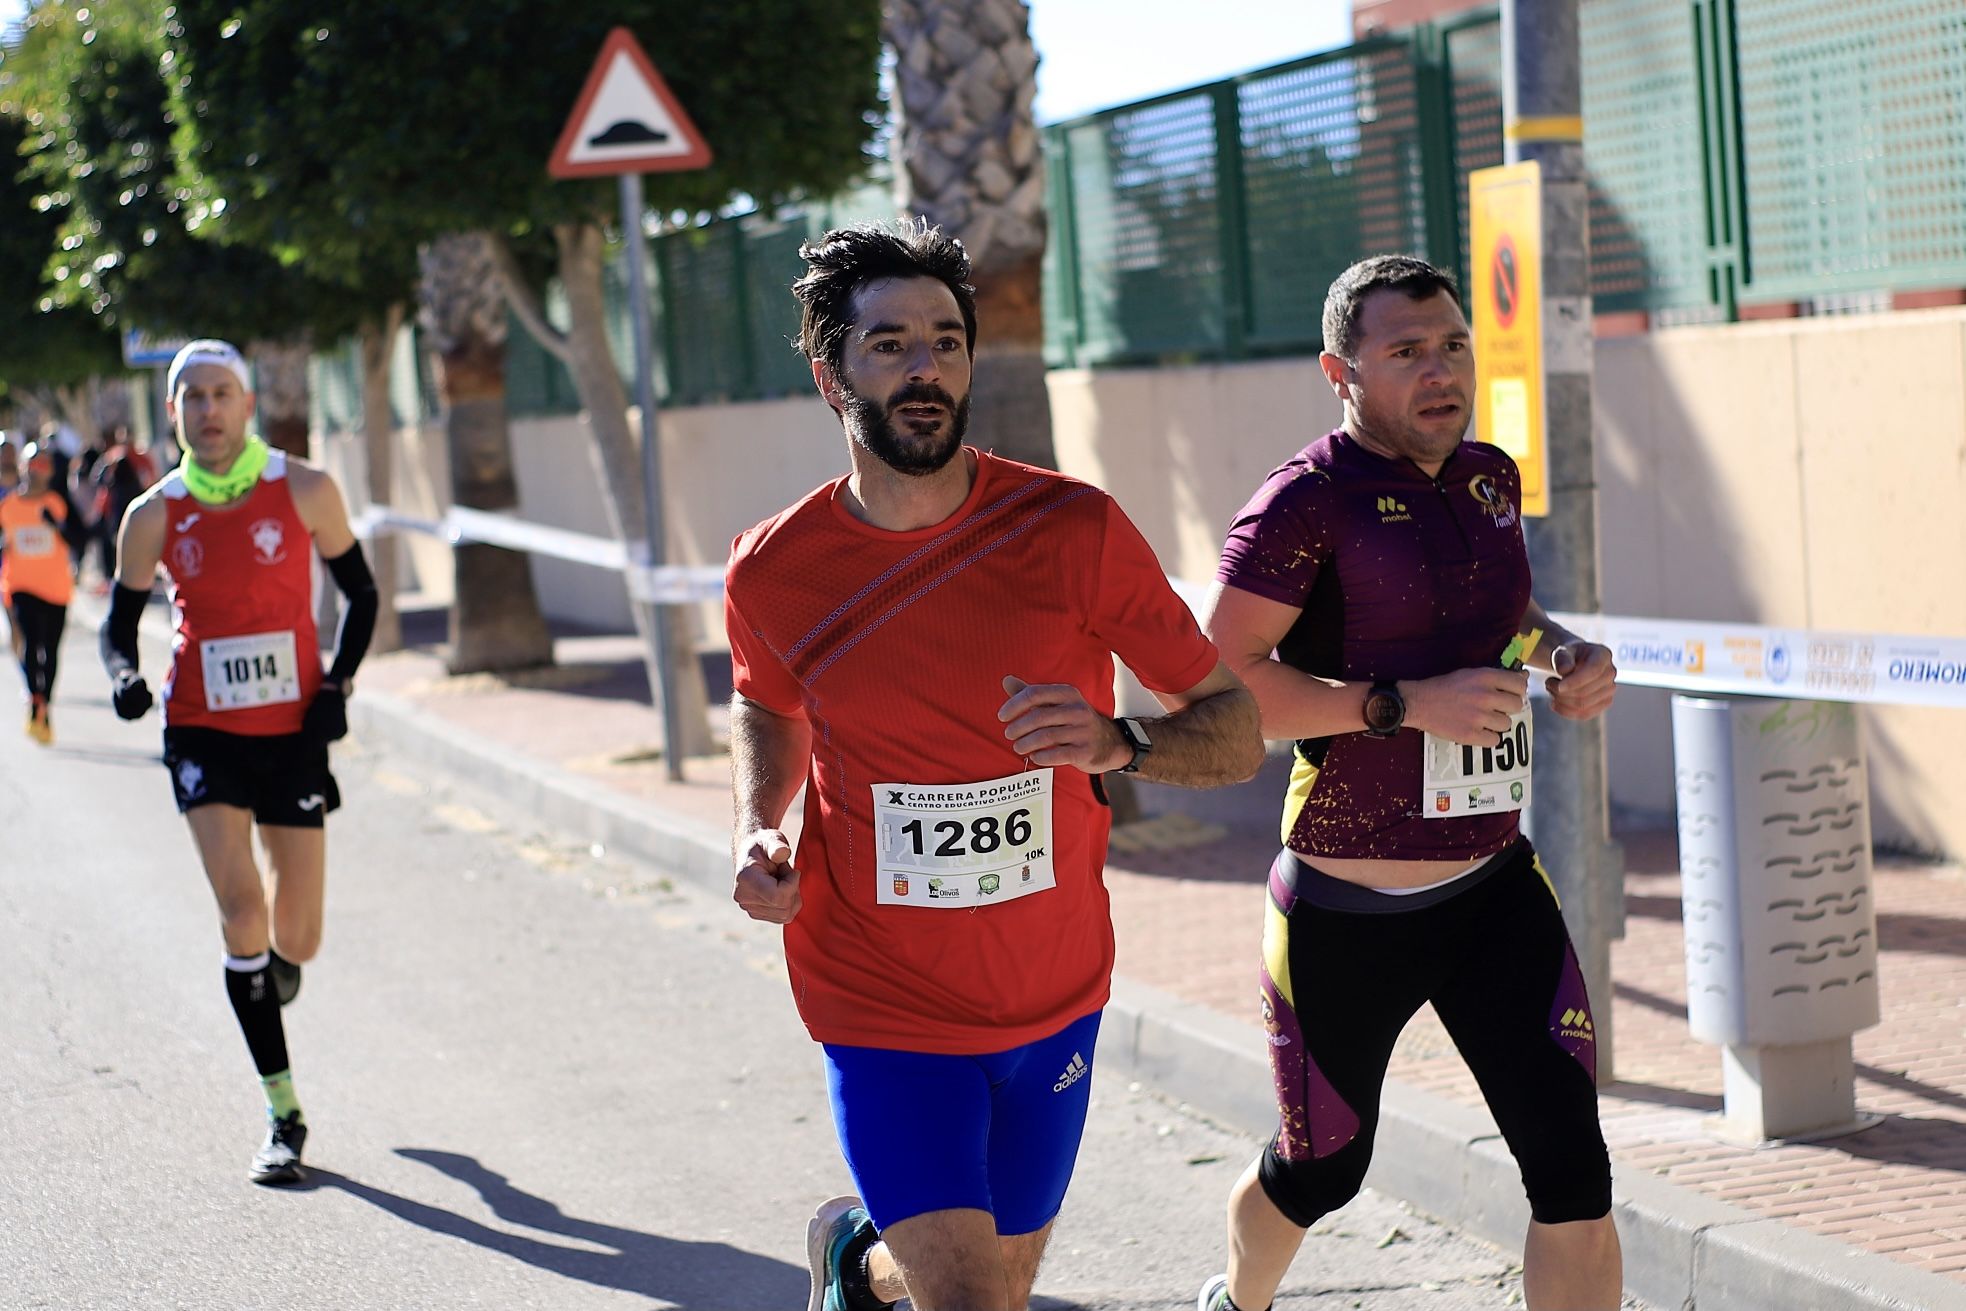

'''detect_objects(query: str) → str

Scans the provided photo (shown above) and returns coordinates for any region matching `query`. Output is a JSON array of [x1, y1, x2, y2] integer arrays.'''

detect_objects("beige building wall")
[[1047, 311, 1966, 858], [320, 307, 1966, 855]]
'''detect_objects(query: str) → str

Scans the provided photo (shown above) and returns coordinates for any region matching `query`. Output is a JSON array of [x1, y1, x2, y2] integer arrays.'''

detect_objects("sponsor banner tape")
[[1548, 611, 1966, 709]]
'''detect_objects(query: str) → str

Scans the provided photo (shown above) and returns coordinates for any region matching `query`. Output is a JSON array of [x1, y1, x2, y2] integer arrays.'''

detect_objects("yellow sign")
[[1468, 161, 1547, 517]]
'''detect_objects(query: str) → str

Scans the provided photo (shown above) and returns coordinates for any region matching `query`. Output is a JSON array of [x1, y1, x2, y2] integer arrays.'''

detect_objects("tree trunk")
[[357, 304, 405, 655], [887, 0, 1055, 470], [248, 337, 313, 458], [546, 222, 714, 758], [419, 231, 553, 675], [50, 382, 103, 452]]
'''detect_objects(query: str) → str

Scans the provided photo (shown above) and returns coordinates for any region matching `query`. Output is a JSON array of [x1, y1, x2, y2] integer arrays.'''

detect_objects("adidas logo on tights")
[[1052, 1052, 1088, 1093]]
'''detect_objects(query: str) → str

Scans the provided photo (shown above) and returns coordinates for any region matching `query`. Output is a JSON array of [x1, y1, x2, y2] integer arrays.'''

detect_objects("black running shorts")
[[162, 725, 341, 828]]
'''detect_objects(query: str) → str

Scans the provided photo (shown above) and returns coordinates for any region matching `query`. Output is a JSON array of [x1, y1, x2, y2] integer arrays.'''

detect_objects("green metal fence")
[[1734, 0, 1966, 301], [1045, 0, 1966, 365]]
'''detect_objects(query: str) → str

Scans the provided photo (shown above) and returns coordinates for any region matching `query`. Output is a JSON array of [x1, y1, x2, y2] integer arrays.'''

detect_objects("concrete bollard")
[[1670, 695, 1882, 1142]]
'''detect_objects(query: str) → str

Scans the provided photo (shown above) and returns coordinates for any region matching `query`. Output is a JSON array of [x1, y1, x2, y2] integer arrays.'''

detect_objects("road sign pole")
[[620, 171, 686, 783], [1503, 0, 1622, 1081]]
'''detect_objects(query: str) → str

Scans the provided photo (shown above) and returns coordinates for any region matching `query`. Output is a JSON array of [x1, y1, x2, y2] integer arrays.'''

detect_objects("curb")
[[348, 690, 1966, 1311]]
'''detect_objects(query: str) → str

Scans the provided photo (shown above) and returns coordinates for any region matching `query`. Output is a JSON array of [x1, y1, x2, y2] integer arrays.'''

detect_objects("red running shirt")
[[726, 451, 1220, 1055], [159, 452, 322, 735]]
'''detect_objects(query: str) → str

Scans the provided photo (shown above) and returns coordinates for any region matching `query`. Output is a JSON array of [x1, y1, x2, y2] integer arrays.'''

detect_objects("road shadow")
[[300, 1149, 807, 1308], [46, 742, 161, 768]]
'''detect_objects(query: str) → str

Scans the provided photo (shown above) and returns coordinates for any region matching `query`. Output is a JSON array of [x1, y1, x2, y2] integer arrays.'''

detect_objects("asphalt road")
[[1, 617, 1598, 1309]]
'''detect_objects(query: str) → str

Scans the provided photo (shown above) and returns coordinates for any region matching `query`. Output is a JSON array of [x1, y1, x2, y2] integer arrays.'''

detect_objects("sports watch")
[[1113, 716, 1154, 773], [1362, 681, 1405, 738]]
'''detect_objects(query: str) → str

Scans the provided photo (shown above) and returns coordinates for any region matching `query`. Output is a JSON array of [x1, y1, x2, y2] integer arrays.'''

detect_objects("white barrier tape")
[[1549, 611, 1966, 709], [627, 564, 727, 605], [352, 502, 723, 606], [445, 505, 630, 570], [349, 506, 1966, 710]]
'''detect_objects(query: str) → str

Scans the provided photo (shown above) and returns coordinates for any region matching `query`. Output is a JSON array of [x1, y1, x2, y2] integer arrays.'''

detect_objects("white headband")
[[166, 339, 253, 397]]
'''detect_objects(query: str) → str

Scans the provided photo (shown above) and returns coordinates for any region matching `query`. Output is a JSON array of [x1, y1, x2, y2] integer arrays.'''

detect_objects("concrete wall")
[[325, 306, 1966, 855], [1046, 310, 1966, 857], [1593, 309, 1966, 856], [323, 396, 848, 643]]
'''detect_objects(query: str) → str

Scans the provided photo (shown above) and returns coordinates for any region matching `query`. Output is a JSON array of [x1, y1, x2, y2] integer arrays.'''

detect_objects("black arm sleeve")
[[101, 582, 151, 679], [323, 542, 378, 685]]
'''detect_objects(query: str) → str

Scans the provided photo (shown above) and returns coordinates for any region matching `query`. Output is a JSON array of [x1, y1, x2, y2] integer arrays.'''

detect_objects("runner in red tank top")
[[99, 340, 379, 1188], [729, 223, 1263, 1311]]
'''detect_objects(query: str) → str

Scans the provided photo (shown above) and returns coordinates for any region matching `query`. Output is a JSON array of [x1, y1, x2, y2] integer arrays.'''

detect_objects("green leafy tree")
[[0, 107, 125, 423], [2, 0, 372, 455], [166, 0, 884, 726]]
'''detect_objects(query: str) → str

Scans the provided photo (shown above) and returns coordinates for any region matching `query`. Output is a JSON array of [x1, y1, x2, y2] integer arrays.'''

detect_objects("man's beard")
[[843, 381, 970, 476]]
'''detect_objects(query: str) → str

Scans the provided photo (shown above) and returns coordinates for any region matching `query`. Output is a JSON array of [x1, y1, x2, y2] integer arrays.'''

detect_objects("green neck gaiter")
[[180, 435, 270, 505]]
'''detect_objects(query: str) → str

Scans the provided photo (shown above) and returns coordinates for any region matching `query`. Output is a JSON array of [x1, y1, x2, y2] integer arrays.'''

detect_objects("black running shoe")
[[269, 953, 302, 1007], [249, 1112, 308, 1186]]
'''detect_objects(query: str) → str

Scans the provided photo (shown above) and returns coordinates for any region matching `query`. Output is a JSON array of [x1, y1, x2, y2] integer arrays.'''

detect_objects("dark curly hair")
[[792, 219, 978, 374], [1322, 255, 1463, 361]]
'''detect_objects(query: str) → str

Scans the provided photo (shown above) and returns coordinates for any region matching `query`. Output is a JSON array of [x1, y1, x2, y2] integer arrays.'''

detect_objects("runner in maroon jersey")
[[729, 222, 1263, 1311], [1195, 258, 1623, 1311], [100, 341, 377, 1187]]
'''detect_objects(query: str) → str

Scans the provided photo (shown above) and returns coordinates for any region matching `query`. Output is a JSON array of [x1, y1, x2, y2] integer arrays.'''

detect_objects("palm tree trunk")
[[419, 231, 553, 674], [357, 304, 405, 655], [887, 0, 1055, 470], [248, 337, 312, 458]]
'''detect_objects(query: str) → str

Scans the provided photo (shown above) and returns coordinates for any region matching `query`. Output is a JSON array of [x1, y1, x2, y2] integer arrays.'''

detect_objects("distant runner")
[[102, 340, 377, 1186]]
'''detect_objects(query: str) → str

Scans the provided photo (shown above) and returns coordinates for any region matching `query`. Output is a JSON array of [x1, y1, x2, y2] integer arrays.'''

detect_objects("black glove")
[[302, 684, 348, 746], [111, 671, 153, 720]]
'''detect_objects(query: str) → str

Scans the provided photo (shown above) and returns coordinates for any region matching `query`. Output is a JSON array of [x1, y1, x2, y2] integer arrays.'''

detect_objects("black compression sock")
[[838, 1226, 890, 1311], [224, 953, 291, 1077]]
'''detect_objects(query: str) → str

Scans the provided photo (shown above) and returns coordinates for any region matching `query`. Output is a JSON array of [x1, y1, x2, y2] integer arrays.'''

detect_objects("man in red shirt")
[[100, 340, 377, 1187], [727, 222, 1263, 1311]]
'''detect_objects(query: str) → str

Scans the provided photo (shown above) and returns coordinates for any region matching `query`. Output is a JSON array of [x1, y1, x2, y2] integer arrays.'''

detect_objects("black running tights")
[[11, 593, 66, 700]]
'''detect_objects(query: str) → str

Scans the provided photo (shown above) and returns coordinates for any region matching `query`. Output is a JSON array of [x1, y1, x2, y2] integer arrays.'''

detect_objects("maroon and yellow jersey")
[[159, 452, 322, 735], [727, 450, 1219, 1055], [1218, 430, 1532, 860]]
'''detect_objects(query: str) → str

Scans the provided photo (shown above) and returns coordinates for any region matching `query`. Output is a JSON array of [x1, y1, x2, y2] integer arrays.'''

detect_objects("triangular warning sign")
[[549, 28, 713, 179]]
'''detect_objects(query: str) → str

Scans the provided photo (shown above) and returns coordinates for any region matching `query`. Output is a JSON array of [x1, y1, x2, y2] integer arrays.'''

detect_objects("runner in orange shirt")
[[1, 442, 77, 743]]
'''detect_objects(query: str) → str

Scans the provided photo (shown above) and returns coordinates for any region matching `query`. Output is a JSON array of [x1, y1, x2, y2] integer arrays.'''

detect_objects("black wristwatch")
[[1112, 716, 1153, 773], [1362, 681, 1405, 738]]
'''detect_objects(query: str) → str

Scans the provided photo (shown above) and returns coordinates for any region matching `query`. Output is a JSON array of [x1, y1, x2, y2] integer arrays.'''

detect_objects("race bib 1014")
[[200, 630, 301, 711], [873, 768, 1055, 909]]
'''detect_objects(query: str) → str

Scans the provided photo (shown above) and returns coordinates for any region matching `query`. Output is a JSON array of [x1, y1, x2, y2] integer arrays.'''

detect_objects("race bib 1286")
[[873, 768, 1055, 909]]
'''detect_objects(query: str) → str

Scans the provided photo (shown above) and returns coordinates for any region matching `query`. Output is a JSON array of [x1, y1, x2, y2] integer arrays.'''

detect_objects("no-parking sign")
[[1469, 162, 1547, 517]]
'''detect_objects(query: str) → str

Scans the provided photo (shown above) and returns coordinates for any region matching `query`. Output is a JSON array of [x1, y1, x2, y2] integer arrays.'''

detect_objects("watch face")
[[1366, 692, 1401, 733]]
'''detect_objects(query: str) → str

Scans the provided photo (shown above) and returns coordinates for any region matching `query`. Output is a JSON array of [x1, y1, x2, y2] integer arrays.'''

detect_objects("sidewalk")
[[354, 608, 1966, 1311]]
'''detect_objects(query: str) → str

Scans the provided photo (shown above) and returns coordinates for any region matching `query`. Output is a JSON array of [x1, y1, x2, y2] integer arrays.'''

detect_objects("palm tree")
[[886, 0, 1056, 470], [355, 304, 406, 654], [249, 339, 313, 458], [418, 231, 553, 674]]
